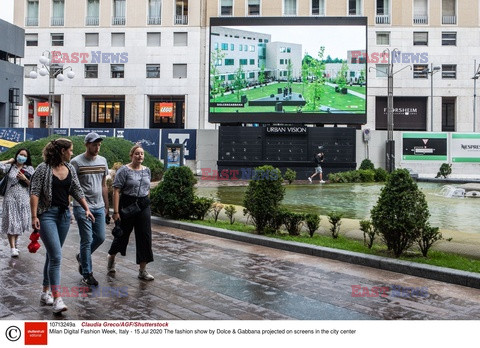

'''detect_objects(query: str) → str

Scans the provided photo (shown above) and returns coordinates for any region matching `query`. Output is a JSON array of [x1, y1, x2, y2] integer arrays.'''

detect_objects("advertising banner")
[[375, 97, 427, 131], [37, 102, 50, 117], [0, 128, 25, 153], [25, 128, 68, 141], [451, 133, 480, 162], [70, 128, 114, 137], [115, 128, 160, 158], [402, 132, 447, 161], [161, 129, 196, 160]]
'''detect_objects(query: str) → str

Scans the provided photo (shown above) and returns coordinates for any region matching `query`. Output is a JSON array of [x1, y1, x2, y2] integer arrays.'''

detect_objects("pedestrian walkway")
[[1, 220, 480, 320]]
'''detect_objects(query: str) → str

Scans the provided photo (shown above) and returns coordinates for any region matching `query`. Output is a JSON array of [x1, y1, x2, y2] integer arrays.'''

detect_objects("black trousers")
[[108, 195, 153, 264]]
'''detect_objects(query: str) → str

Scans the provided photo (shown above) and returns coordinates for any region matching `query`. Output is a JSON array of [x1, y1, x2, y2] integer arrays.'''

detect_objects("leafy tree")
[[371, 169, 430, 257], [243, 165, 285, 234], [210, 48, 226, 98], [336, 61, 349, 90], [286, 59, 293, 90], [327, 211, 343, 239], [359, 159, 375, 170], [305, 46, 326, 111], [233, 65, 246, 101], [224, 205, 237, 224], [359, 219, 376, 249], [151, 166, 196, 219], [305, 213, 321, 237], [417, 225, 448, 257], [284, 168, 296, 184], [258, 64, 266, 90]]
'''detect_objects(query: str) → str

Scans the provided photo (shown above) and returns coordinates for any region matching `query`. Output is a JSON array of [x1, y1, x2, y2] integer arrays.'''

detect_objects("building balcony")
[[25, 17, 38, 26], [442, 15, 456, 24], [148, 16, 161, 25], [174, 15, 188, 25], [112, 16, 126, 25], [375, 14, 390, 24], [413, 14, 428, 24], [51, 17, 64, 26], [86, 16, 99, 26]]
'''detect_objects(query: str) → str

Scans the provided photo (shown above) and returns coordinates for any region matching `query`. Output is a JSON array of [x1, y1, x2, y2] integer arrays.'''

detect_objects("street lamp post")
[[29, 51, 75, 135], [369, 48, 411, 173], [423, 63, 441, 132], [471, 61, 480, 132]]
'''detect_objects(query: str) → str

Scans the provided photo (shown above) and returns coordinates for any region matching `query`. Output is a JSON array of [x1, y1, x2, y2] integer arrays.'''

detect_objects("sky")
[[223, 25, 366, 60], [0, 0, 14, 23]]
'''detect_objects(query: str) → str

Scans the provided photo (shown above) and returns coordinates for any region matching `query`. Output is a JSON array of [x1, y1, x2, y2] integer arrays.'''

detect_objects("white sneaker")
[[138, 269, 154, 281], [52, 297, 68, 313], [308, 177, 312, 183], [319, 180, 326, 184], [40, 291, 54, 305], [11, 248, 19, 257]]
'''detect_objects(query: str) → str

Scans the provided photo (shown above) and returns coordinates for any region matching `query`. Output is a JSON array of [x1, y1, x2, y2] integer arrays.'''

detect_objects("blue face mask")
[[17, 155, 27, 164]]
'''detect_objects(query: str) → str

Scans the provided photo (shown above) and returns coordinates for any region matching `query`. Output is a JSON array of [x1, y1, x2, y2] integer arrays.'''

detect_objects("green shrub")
[[305, 213, 321, 237], [359, 219, 376, 249], [191, 196, 214, 220], [211, 202, 224, 223], [436, 163, 452, 179], [266, 208, 287, 233], [243, 165, 285, 234], [359, 159, 374, 171], [284, 168, 297, 184], [0, 135, 164, 180], [417, 225, 450, 257], [151, 166, 196, 219], [283, 211, 305, 236], [327, 212, 343, 239], [374, 167, 388, 182], [358, 169, 375, 182], [371, 169, 430, 257], [224, 205, 237, 224]]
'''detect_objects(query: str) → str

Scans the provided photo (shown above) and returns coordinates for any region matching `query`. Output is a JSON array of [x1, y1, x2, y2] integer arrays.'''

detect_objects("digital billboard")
[[209, 16, 367, 124]]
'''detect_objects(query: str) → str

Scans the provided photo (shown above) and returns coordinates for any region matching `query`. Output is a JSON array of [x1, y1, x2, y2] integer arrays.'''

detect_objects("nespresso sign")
[[376, 97, 427, 131], [266, 126, 308, 135]]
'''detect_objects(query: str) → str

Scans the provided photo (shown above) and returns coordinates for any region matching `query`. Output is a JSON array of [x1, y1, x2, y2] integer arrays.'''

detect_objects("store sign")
[[37, 102, 50, 117], [451, 133, 480, 162], [376, 97, 427, 131], [266, 126, 307, 135], [155, 103, 174, 117], [402, 132, 447, 161]]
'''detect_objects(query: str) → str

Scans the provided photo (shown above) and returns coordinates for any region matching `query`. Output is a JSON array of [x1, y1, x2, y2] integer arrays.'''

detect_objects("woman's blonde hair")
[[129, 144, 143, 157], [43, 138, 72, 166]]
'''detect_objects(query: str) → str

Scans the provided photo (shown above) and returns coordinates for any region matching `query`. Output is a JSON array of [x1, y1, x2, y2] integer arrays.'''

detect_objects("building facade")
[[0, 19, 24, 128], [13, 0, 480, 174]]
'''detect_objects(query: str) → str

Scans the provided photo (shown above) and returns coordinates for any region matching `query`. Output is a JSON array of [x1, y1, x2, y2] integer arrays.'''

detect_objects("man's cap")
[[85, 132, 103, 144]]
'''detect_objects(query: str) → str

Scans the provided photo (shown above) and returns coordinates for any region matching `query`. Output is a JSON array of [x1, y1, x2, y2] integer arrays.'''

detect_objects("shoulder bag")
[[0, 165, 13, 196], [120, 172, 143, 218]]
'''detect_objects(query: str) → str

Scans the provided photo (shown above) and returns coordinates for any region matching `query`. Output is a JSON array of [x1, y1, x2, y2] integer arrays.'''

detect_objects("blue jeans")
[[73, 206, 106, 276], [39, 206, 71, 288]]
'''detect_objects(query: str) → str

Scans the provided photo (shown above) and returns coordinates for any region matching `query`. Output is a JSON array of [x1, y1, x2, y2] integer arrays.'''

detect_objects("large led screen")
[[209, 17, 367, 124]]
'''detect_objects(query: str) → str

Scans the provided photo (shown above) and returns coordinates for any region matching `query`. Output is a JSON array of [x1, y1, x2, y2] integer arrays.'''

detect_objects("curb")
[[151, 216, 480, 290]]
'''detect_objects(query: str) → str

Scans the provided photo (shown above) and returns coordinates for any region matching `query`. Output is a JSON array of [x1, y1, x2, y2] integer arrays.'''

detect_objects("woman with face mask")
[[0, 148, 35, 257]]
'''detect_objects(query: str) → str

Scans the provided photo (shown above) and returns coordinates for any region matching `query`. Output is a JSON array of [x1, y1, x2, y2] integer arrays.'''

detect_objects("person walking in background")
[[30, 138, 95, 314], [71, 132, 109, 288], [308, 151, 325, 184], [107, 144, 154, 281], [0, 149, 34, 257]]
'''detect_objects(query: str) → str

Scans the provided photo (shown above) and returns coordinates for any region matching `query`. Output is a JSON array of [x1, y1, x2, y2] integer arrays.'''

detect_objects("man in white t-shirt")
[[71, 132, 109, 287]]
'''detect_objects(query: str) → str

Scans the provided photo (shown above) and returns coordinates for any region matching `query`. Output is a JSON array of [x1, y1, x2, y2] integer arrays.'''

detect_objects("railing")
[[375, 14, 390, 24], [25, 17, 38, 26], [442, 15, 456, 24], [148, 16, 161, 25], [413, 15, 428, 24], [86, 16, 99, 26], [174, 15, 188, 25], [51, 17, 64, 26], [112, 16, 126, 25]]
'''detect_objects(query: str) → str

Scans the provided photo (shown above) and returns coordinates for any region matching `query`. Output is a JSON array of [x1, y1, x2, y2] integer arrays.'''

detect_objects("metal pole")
[[386, 55, 395, 172], [430, 63, 434, 132], [48, 69, 55, 135], [475, 60, 477, 132]]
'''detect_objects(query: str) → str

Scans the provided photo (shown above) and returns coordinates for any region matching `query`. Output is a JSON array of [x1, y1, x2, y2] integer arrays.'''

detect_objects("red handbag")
[[28, 229, 41, 253]]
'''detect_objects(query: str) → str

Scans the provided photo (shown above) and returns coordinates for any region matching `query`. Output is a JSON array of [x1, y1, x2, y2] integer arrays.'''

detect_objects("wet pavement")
[[1, 218, 480, 321]]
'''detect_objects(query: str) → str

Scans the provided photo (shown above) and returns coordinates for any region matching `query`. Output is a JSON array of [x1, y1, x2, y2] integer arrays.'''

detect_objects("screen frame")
[[208, 16, 368, 125]]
